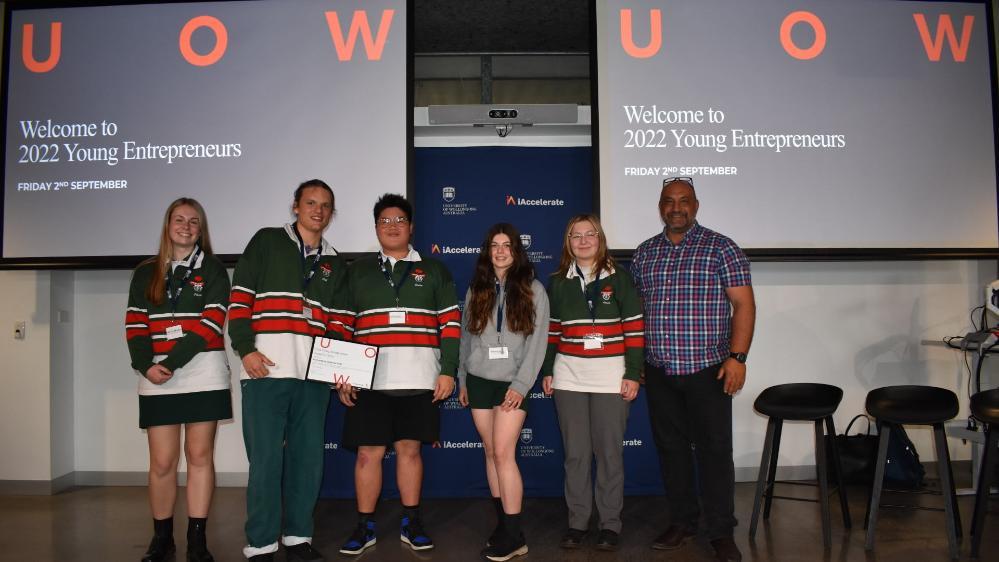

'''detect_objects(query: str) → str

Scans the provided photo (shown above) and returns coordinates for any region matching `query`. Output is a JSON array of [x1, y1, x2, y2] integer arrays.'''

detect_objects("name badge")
[[165, 325, 184, 340], [488, 346, 509, 360], [583, 334, 604, 350], [389, 310, 407, 324], [303, 307, 313, 320]]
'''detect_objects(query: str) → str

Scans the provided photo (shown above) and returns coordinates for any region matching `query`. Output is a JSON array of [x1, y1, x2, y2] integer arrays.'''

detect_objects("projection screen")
[[2, 0, 409, 265], [595, 0, 999, 255]]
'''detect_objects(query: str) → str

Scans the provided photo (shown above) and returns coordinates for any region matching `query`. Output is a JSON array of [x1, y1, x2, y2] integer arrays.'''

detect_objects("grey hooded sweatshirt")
[[458, 278, 550, 397]]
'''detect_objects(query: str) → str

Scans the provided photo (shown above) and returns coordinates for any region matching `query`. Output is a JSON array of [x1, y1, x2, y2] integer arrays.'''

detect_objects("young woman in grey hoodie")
[[458, 223, 550, 562]]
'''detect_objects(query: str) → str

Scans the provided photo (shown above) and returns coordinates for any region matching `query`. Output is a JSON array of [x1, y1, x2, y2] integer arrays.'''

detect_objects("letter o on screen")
[[780, 11, 826, 60], [179, 15, 228, 67]]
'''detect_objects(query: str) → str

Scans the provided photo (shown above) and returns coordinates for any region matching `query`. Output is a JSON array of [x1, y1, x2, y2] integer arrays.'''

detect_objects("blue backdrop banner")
[[321, 146, 663, 498]]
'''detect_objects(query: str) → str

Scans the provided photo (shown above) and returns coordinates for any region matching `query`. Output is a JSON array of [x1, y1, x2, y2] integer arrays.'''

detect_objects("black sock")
[[187, 518, 207, 549], [358, 511, 375, 525], [153, 516, 174, 539], [504, 513, 522, 539], [402, 504, 420, 521]]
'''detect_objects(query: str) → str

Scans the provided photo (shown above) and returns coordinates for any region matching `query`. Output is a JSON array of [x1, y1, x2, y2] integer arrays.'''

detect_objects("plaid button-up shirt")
[[630, 222, 752, 375]]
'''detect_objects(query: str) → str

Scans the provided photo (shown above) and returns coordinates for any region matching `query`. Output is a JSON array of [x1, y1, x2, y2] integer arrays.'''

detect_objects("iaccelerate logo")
[[431, 243, 480, 255], [432, 440, 484, 449], [506, 194, 565, 206]]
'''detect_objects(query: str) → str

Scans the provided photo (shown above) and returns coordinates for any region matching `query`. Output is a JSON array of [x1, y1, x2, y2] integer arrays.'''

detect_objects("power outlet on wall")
[[14, 321, 26, 340]]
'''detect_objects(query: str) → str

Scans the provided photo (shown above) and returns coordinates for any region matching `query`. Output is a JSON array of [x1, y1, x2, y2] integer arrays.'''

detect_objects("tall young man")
[[229, 179, 352, 561]]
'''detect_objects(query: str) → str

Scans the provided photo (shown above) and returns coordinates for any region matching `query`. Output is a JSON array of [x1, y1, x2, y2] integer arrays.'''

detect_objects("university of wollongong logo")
[[442, 186, 455, 202], [190, 275, 205, 294], [520, 428, 533, 444], [519, 234, 532, 249]]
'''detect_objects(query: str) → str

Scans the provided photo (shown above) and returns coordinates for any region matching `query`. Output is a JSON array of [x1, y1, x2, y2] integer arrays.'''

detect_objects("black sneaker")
[[595, 529, 619, 551], [141, 535, 175, 562], [400, 515, 434, 550], [285, 542, 323, 561], [247, 555, 273, 562], [186, 543, 214, 562], [339, 519, 377, 556], [558, 528, 588, 549], [482, 533, 528, 561]]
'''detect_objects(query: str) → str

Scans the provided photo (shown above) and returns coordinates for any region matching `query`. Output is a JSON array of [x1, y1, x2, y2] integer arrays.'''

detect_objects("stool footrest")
[[879, 503, 947, 513]]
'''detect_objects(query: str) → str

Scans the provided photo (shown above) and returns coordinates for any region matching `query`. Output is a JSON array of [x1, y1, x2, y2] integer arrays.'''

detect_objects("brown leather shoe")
[[710, 537, 743, 562], [651, 525, 697, 550]]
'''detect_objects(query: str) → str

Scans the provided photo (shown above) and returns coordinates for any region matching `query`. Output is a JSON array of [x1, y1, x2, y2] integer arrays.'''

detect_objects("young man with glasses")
[[335, 193, 460, 556], [630, 177, 756, 562]]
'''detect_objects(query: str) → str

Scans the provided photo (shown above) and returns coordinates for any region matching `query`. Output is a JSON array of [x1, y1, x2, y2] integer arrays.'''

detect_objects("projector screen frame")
[[0, 0, 415, 270], [589, 0, 999, 261]]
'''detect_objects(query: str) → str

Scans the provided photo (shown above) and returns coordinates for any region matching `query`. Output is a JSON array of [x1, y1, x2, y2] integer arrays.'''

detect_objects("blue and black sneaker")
[[339, 519, 376, 556], [400, 515, 434, 550]]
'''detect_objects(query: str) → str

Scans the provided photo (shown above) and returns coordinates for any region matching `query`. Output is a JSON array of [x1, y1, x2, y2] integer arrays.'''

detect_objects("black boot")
[[186, 517, 214, 562], [483, 513, 527, 561], [486, 497, 504, 547], [141, 517, 175, 562]]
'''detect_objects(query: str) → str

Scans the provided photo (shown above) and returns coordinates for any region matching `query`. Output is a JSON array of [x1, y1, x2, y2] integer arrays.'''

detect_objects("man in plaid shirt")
[[630, 177, 756, 562]]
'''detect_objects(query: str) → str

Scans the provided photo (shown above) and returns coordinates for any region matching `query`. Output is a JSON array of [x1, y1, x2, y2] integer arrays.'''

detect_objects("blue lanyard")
[[575, 264, 600, 326], [495, 279, 504, 339], [166, 247, 201, 314], [380, 256, 414, 306], [292, 223, 323, 293]]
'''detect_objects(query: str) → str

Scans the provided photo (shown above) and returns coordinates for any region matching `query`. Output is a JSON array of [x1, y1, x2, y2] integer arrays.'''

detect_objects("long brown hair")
[[554, 214, 616, 279], [466, 223, 536, 336], [143, 198, 214, 305]]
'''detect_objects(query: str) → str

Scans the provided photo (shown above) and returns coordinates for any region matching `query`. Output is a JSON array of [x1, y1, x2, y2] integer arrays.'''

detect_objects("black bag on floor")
[[827, 414, 925, 489], [883, 423, 925, 489], [828, 414, 878, 485]]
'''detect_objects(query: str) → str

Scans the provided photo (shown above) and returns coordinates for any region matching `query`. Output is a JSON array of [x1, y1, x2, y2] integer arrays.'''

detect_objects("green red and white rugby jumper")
[[228, 224, 352, 379], [542, 263, 645, 393], [125, 247, 230, 396], [346, 248, 460, 390]]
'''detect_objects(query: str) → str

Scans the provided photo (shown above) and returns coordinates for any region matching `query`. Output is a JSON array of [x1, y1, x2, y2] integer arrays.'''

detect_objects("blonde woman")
[[125, 198, 231, 562], [541, 214, 644, 551]]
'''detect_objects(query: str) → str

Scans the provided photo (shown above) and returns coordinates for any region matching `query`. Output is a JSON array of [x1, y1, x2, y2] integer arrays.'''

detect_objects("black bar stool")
[[749, 383, 851, 548], [864, 385, 960, 560], [970, 388, 999, 558]]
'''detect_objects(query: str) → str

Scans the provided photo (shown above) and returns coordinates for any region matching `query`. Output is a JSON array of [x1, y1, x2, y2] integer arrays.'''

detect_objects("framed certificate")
[[305, 337, 379, 389]]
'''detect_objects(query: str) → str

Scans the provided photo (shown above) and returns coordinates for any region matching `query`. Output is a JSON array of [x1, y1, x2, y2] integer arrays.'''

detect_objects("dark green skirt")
[[466, 374, 529, 412], [139, 389, 232, 428]]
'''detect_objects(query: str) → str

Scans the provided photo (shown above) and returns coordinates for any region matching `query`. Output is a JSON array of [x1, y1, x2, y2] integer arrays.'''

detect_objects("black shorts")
[[342, 390, 440, 449]]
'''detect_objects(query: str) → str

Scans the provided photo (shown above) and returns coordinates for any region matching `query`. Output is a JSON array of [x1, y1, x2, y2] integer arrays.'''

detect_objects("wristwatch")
[[729, 352, 748, 364]]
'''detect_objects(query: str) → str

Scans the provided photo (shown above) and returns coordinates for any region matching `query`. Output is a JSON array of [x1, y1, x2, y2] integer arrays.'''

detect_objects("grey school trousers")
[[553, 389, 632, 532]]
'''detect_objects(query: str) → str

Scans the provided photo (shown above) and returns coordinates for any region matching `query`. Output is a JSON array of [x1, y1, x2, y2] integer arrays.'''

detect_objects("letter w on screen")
[[325, 10, 395, 61]]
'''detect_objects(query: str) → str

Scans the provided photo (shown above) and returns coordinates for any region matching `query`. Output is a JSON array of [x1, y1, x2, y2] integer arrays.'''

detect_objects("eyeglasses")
[[376, 216, 410, 226], [568, 231, 600, 242], [663, 176, 694, 188]]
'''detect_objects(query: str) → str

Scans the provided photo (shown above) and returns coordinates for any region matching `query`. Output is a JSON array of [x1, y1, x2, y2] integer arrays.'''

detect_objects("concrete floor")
[[0, 480, 995, 561]]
